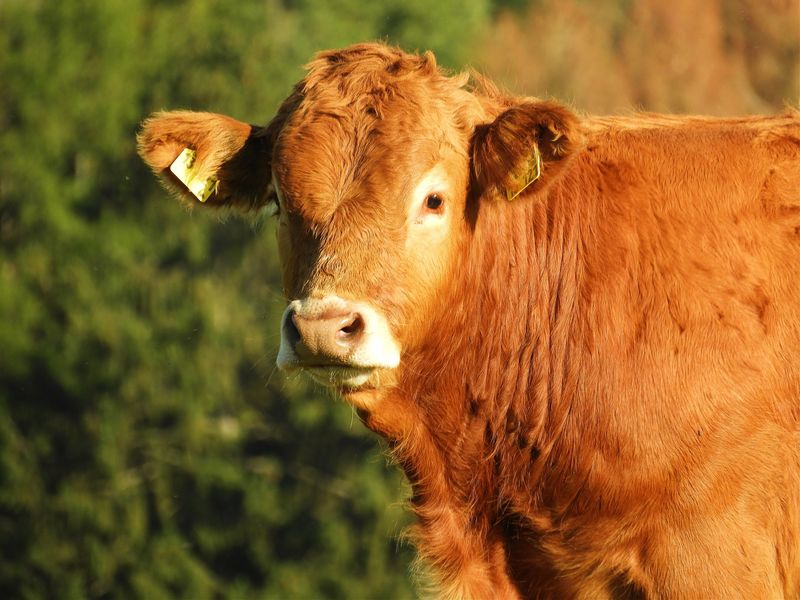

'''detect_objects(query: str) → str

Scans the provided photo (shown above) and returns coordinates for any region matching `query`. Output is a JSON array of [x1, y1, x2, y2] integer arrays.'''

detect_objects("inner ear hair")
[[471, 100, 583, 200], [211, 128, 274, 211]]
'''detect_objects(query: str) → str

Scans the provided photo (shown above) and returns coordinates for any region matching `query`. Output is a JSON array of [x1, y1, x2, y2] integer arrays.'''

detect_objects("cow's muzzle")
[[276, 295, 401, 388], [286, 309, 364, 366]]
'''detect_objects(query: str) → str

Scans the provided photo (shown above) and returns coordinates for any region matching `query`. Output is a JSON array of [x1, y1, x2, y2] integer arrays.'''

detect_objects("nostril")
[[289, 306, 366, 362], [285, 310, 301, 345], [338, 313, 364, 340]]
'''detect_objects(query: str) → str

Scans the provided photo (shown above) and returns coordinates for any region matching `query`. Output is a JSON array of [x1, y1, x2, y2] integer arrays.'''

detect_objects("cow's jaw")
[[276, 295, 401, 394]]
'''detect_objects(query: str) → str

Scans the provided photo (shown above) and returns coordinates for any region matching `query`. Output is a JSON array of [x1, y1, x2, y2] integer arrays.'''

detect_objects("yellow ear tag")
[[506, 144, 542, 202], [169, 147, 219, 202]]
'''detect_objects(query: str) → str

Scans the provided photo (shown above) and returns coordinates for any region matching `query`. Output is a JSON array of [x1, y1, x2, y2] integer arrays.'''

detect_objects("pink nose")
[[285, 307, 366, 365]]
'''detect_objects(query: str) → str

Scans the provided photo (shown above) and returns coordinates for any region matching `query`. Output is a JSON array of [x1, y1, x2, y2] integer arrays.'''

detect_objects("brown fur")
[[138, 43, 800, 599]]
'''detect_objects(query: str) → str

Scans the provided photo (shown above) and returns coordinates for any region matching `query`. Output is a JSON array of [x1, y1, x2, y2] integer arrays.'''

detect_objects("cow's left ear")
[[471, 101, 583, 201], [137, 110, 273, 211]]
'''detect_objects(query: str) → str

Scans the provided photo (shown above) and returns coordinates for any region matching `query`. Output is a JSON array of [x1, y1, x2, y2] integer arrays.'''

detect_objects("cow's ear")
[[471, 101, 582, 201], [137, 111, 272, 211]]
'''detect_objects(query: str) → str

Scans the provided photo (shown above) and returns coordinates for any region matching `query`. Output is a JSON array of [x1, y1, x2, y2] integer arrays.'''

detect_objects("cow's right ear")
[[137, 111, 273, 211], [470, 100, 583, 202]]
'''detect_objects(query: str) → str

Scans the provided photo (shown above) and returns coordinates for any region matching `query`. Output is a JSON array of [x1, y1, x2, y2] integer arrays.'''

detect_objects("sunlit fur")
[[138, 43, 800, 599]]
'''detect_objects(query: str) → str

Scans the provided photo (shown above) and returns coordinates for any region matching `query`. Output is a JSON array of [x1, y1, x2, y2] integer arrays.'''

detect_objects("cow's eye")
[[425, 194, 444, 212]]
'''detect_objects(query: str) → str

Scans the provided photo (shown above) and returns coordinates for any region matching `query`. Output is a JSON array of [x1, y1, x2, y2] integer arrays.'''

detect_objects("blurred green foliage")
[[0, 0, 490, 597]]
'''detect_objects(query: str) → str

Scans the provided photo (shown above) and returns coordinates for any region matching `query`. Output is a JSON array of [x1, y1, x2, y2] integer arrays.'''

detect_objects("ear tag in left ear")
[[506, 144, 542, 202], [169, 147, 219, 203]]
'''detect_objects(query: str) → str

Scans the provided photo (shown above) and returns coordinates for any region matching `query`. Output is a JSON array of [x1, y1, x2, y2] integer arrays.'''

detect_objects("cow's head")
[[138, 43, 582, 407]]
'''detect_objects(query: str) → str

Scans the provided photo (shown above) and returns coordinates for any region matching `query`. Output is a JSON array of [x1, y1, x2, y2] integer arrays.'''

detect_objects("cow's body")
[[139, 44, 800, 599], [373, 112, 800, 599]]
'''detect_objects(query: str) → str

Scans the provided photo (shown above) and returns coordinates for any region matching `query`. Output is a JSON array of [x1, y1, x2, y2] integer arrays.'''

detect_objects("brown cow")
[[138, 43, 800, 599]]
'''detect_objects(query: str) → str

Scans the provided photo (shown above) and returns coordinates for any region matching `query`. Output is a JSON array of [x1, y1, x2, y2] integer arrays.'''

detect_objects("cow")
[[138, 42, 800, 599]]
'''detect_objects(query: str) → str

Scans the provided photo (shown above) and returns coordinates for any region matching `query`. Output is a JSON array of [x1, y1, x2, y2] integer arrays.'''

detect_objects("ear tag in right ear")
[[169, 147, 219, 202], [506, 144, 542, 202]]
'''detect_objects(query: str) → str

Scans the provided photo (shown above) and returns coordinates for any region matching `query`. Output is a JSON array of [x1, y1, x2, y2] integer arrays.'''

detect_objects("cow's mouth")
[[304, 365, 379, 390]]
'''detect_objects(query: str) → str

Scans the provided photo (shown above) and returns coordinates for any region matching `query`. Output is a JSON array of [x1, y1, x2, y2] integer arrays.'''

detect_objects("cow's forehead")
[[270, 48, 478, 223], [273, 100, 458, 225]]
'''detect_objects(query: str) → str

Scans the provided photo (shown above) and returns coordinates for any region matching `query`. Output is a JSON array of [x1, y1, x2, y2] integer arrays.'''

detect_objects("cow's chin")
[[301, 366, 392, 406], [305, 366, 376, 389]]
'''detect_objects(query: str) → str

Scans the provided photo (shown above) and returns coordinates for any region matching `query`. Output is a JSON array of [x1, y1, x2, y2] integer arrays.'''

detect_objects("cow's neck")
[[359, 177, 588, 588]]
